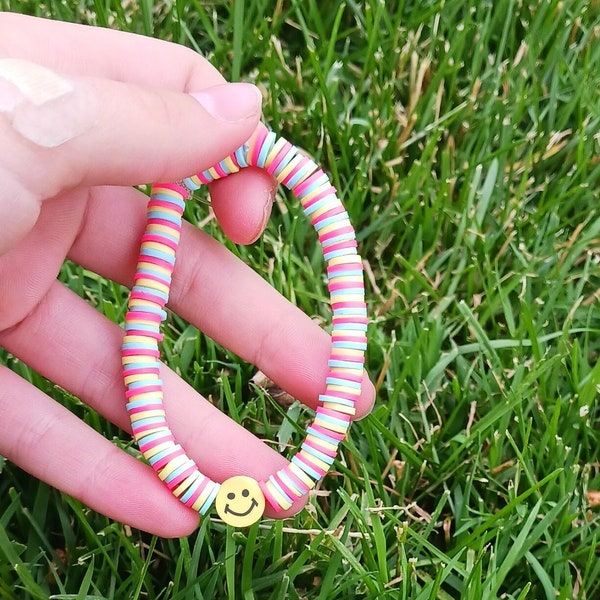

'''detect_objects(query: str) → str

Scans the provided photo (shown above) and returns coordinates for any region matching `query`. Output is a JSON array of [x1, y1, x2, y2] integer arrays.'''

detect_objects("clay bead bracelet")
[[122, 129, 367, 527]]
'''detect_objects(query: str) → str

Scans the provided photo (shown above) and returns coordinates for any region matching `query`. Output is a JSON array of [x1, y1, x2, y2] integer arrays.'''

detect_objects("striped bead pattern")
[[123, 129, 367, 517]]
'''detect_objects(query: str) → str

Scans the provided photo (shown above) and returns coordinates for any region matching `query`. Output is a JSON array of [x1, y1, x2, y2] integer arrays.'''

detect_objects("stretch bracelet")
[[122, 129, 367, 527]]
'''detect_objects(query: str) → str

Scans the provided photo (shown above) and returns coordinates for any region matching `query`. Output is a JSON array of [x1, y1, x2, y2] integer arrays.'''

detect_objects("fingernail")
[[248, 184, 275, 244], [0, 58, 96, 148], [189, 83, 262, 123]]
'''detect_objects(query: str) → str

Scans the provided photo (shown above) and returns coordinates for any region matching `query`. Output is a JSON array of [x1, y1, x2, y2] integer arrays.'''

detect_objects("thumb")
[[0, 58, 262, 254]]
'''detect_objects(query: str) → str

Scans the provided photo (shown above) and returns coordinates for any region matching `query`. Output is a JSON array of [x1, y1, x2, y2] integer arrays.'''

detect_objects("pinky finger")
[[0, 365, 200, 537]]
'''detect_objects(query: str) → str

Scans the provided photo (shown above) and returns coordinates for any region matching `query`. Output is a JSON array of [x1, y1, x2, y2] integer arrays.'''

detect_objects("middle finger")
[[67, 184, 375, 415]]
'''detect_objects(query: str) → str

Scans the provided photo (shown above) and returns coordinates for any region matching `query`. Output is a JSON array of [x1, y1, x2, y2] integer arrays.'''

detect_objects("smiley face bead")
[[215, 476, 265, 527]]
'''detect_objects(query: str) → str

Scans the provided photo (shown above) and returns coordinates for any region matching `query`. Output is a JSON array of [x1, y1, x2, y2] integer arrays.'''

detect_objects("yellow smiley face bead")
[[215, 476, 265, 527]]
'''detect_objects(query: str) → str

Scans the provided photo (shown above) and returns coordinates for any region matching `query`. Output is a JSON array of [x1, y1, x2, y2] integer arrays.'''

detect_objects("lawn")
[[1, 0, 599, 598]]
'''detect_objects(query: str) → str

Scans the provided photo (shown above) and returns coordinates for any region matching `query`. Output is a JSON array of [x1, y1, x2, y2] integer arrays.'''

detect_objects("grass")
[[1, 0, 599, 598]]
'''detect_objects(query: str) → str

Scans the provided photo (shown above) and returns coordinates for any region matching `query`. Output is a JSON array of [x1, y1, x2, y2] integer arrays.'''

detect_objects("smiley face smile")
[[224, 496, 258, 517]]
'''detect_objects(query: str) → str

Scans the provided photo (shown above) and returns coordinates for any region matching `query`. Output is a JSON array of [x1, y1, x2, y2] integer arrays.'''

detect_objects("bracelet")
[[122, 129, 367, 527]]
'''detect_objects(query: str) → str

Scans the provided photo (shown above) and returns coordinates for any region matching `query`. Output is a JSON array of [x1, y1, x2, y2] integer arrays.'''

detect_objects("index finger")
[[0, 13, 222, 90]]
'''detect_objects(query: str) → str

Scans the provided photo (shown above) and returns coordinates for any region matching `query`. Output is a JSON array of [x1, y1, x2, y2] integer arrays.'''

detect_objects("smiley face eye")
[[227, 492, 236, 500], [241, 489, 250, 498]]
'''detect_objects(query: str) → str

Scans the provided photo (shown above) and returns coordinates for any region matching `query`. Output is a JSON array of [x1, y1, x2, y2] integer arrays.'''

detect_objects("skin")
[[0, 13, 375, 537]]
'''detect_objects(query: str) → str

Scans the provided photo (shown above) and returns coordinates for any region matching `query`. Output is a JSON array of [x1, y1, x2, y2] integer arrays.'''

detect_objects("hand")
[[0, 13, 375, 536]]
